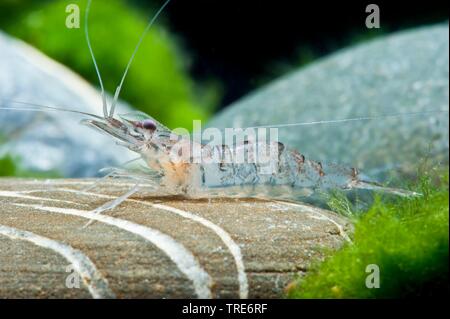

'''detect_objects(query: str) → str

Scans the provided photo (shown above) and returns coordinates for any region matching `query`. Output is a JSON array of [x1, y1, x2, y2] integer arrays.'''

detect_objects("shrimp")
[[0, 0, 439, 215], [82, 107, 420, 201]]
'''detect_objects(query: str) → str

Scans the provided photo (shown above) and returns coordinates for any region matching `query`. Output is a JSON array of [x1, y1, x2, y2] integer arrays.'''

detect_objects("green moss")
[[287, 171, 449, 298], [2, 0, 219, 129], [0, 154, 61, 178], [0, 155, 17, 176]]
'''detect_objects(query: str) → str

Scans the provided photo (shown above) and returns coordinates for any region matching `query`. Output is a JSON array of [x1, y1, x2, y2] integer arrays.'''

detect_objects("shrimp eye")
[[141, 119, 157, 131]]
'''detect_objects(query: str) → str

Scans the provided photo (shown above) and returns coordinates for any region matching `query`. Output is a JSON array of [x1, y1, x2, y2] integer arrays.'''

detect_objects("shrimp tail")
[[352, 180, 421, 198]]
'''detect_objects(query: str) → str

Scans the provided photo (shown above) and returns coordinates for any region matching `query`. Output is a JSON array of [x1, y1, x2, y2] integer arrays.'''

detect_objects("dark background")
[[135, 0, 448, 107]]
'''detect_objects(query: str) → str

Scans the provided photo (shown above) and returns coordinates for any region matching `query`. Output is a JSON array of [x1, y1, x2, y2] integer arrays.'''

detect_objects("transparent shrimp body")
[[190, 141, 361, 198], [81, 111, 417, 200]]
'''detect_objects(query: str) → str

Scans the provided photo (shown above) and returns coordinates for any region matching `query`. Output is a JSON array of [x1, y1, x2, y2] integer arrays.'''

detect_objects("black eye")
[[142, 119, 157, 131]]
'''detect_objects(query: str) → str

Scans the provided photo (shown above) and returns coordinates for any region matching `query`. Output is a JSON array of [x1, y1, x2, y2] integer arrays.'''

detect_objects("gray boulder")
[[0, 31, 134, 177], [208, 24, 449, 179]]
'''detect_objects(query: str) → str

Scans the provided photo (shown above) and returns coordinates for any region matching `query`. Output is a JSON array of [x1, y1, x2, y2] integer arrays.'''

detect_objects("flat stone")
[[208, 24, 449, 179], [0, 178, 352, 298]]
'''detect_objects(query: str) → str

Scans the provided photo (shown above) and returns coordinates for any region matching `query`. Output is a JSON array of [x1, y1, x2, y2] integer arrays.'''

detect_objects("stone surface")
[[0, 31, 134, 177], [0, 178, 352, 298], [208, 24, 449, 179]]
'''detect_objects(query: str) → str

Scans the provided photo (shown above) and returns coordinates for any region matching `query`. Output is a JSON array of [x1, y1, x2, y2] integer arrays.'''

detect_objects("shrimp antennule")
[[85, 0, 108, 119], [109, 0, 173, 118], [84, 0, 173, 119]]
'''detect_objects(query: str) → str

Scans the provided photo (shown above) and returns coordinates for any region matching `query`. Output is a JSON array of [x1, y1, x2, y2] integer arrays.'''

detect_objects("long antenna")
[[85, 0, 108, 118], [0, 100, 104, 120], [109, 0, 173, 118], [246, 109, 449, 129]]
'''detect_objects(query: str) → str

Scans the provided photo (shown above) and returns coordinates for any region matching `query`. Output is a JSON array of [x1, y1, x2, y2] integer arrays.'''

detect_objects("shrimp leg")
[[82, 183, 141, 228]]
